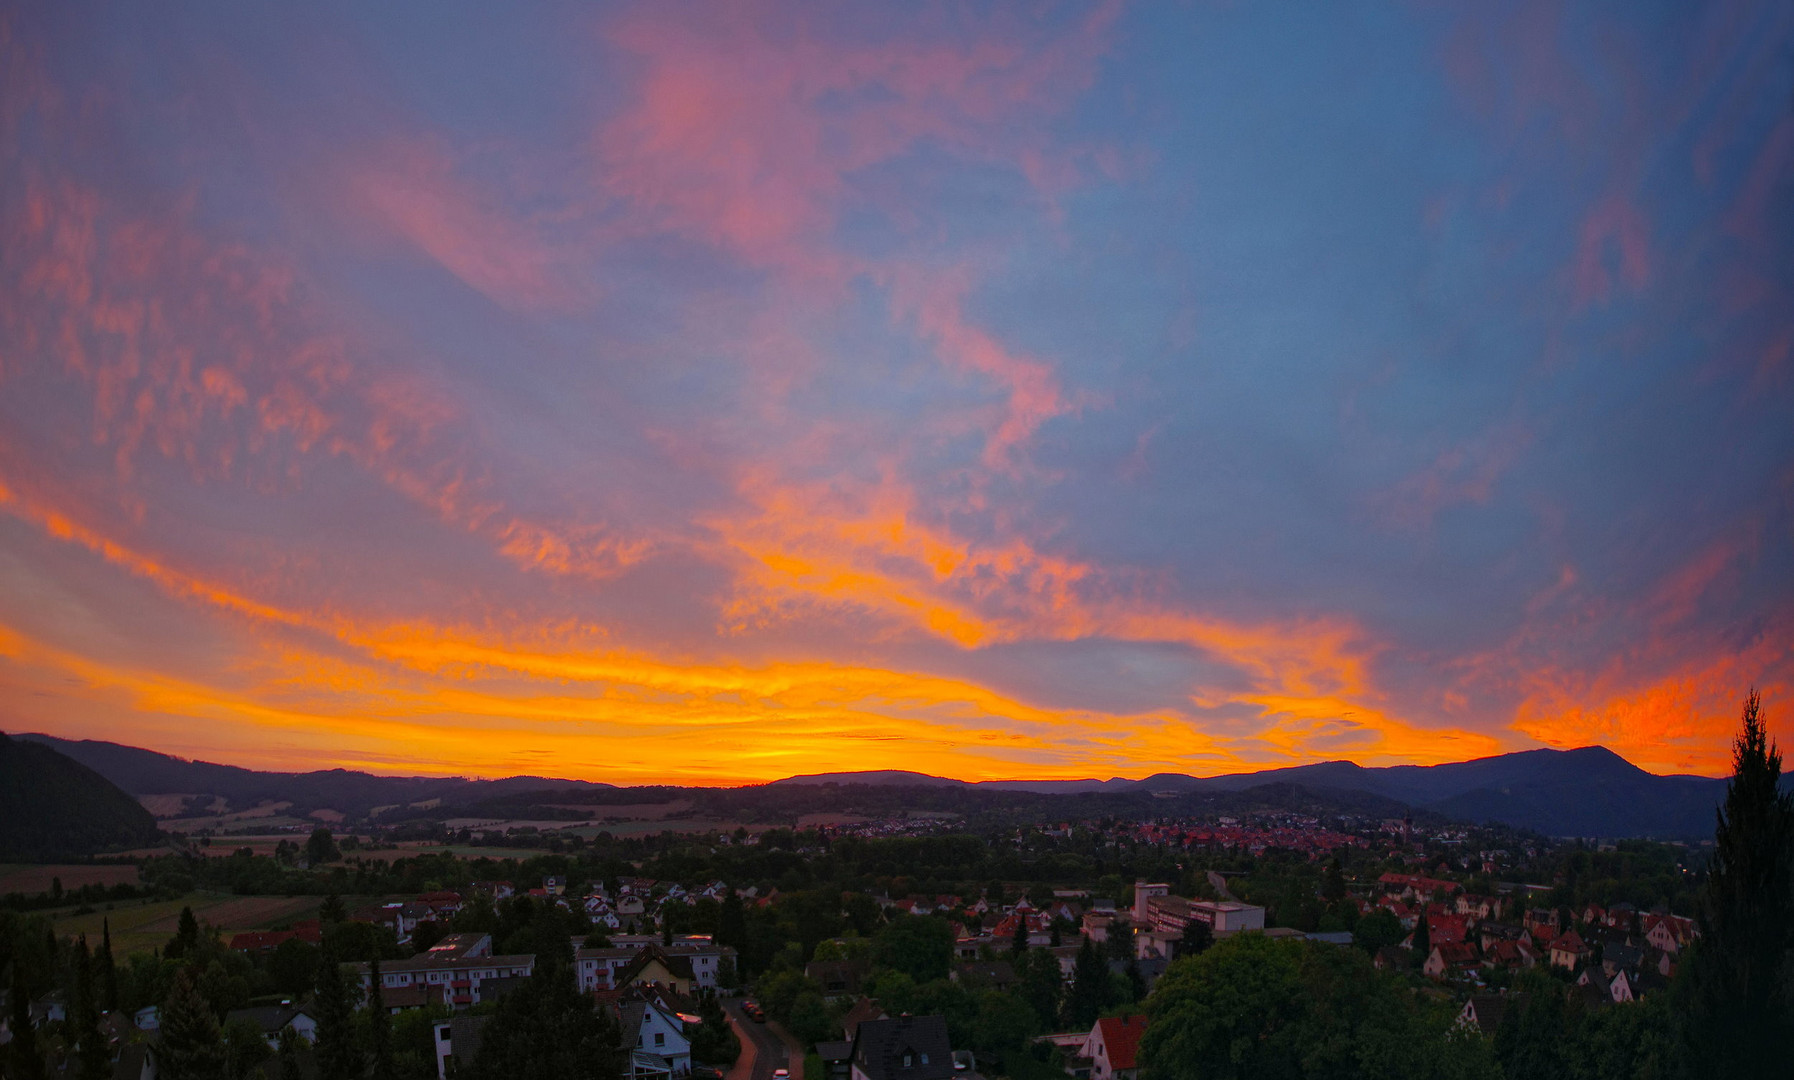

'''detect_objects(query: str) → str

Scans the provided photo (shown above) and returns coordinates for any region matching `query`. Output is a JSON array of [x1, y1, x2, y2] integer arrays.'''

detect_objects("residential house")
[[1579, 967, 1634, 1004], [1086, 1014, 1147, 1080], [223, 1005, 318, 1049], [1643, 914, 1696, 955], [1424, 943, 1479, 980], [849, 1015, 954, 1080], [1482, 939, 1538, 970], [1455, 994, 1515, 1036], [1548, 931, 1590, 971], [616, 990, 693, 1078]]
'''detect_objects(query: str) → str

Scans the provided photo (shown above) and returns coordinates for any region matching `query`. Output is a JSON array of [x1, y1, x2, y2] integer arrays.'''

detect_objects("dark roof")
[[1461, 994, 1508, 1034], [223, 1006, 313, 1034], [816, 1041, 854, 1063], [850, 1015, 954, 1080], [953, 960, 1016, 987]]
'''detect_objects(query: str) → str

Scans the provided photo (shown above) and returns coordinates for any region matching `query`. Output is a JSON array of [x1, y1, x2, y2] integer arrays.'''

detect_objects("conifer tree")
[[1679, 690, 1794, 1074], [312, 945, 361, 1080], [98, 919, 118, 1012], [8, 962, 45, 1080], [158, 967, 227, 1080], [1010, 915, 1028, 954], [368, 956, 395, 1080], [72, 935, 110, 1080]]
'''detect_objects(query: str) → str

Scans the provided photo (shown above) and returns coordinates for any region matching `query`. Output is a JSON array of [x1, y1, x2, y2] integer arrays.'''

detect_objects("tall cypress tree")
[[368, 956, 395, 1080], [1680, 690, 1794, 1074], [8, 962, 45, 1080], [72, 935, 110, 1080], [98, 919, 118, 1013], [312, 946, 361, 1080]]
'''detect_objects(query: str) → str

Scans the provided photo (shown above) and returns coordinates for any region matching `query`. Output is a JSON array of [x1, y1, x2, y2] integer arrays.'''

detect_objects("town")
[[0, 796, 1715, 1080]]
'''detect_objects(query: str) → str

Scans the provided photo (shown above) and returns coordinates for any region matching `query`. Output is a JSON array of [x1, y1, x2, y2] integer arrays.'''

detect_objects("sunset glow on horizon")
[[2, 2, 1790, 785]]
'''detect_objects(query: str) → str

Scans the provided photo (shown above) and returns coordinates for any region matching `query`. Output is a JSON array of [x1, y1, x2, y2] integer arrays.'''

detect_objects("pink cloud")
[[1571, 193, 1652, 306], [346, 138, 594, 312]]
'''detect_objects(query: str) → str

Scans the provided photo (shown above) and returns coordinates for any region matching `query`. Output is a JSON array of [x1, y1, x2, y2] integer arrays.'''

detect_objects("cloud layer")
[[1, 1, 1790, 782]]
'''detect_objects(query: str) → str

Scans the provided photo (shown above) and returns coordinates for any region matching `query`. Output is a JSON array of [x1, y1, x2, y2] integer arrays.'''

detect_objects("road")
[[724, 999, 790, 1080]]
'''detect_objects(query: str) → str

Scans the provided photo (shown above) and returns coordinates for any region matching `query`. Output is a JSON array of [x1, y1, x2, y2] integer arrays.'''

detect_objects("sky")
[[1, 1, 1791, 786]]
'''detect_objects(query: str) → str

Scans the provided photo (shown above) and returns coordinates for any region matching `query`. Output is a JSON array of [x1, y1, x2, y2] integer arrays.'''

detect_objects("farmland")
[[0, 863, 141, 895], [50, 892, 328, 955]]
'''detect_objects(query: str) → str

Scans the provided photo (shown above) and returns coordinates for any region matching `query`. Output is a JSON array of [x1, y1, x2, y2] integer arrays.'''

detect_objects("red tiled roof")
[[1095, 1014, 1149, 1071]]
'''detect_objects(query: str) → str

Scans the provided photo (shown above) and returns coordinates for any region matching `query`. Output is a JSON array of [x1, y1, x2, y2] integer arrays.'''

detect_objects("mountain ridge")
[[19, 732, 1756, 839]]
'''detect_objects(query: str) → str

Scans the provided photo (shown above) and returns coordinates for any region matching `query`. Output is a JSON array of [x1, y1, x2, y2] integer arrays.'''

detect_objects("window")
[[655, 1033, 665, 1046]]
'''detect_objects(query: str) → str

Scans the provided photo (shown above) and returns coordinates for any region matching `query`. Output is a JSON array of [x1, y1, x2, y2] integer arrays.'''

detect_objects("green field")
[[50, 892, 329, 956]]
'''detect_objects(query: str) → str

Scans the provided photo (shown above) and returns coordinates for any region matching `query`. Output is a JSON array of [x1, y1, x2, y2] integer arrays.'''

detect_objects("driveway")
[[724, 999, 789, 1080]]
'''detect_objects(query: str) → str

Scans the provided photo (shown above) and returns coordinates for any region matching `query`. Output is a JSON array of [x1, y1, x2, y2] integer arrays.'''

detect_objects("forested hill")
[[0, 732, 162, 860]]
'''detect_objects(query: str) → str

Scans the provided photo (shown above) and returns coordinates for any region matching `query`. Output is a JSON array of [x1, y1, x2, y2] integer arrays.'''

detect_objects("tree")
[[1355, 908, 1404, 957], [461, 961, 622, 1080], [320, 893, 348, 924], [1140, 934, 1500, 1080], [268, 938, 321, 997], [158, 967, 228, 1080], [98, 919, 118, 1012], [275, 1026, 304, 1080], [1412, 910, 1430, 958], [72, 936, 110, 1080], [1178, 918, 1212, 959], [168, 906, 202, 960], [8, 961, 45, 1080], [718, 890, 748, 956], [312, 948, 361, 1080], [1323, 857, 1347, 903], [368, 956, 396, 1080], [306, 828, 342, 867], [690, 991, 741, 1067], [872, 915, 954, 983], [1011, 916, 1029, 955], [1679, 689, 1794, 1074], [1064, 937, 1110, 1029], [1015, 948, 1062, 1031], [224, 1016, 274, 1080]]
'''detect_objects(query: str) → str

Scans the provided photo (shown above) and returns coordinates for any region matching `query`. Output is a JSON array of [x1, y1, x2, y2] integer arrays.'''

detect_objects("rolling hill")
[[18, 732, 1761, 839], [776, 746, 1743, 838], [0, 732, 163, 860], [15, 734, 616, 821]]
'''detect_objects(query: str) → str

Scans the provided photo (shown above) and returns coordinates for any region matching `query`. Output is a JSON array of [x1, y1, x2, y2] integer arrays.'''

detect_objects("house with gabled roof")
[[1547, 931, 1590, 971], [1086, 1014, 1147, 1080], [1423, 942, 1479, 980], [1455, 994, 1515, 1036], [849, 1015, 953, 1080]]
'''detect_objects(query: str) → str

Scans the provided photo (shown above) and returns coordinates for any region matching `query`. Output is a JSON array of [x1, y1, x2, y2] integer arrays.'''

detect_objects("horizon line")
[[12, 730, 1733, 787]]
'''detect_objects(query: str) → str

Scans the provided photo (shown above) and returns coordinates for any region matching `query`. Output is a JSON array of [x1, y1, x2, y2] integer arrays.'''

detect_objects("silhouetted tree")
[[368, 956, 395, 1080], [312, 946, 360, 1080], [1679, 689, 1794, 1074], [8, 962, 45, 1080]]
